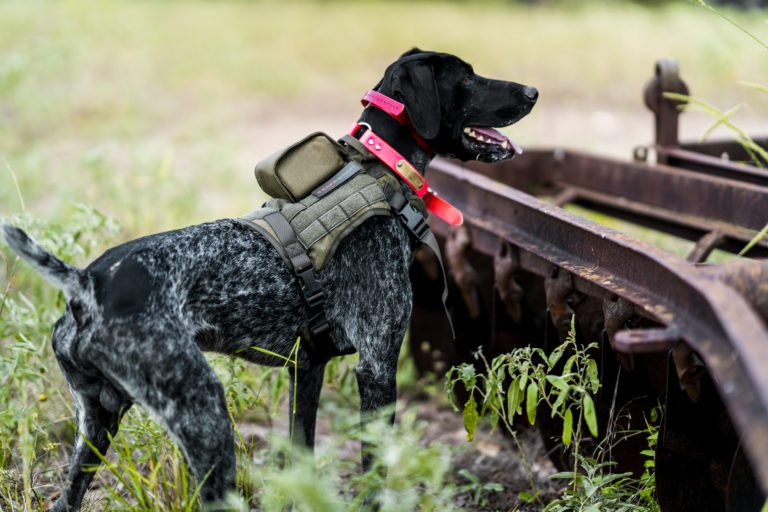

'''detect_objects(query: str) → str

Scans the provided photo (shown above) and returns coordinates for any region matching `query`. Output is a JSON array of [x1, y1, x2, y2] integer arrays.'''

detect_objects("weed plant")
[[446, 318, 660, 511]]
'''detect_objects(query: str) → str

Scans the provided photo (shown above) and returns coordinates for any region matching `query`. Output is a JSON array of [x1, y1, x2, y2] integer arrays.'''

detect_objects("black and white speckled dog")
[[2, 49, 537, 510]]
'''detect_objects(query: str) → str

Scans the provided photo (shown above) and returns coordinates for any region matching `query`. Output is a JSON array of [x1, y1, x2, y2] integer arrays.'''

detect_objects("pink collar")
[[362, 90, 408, 123], [349, 123, 463, 226], [361, 90, 434, 155]]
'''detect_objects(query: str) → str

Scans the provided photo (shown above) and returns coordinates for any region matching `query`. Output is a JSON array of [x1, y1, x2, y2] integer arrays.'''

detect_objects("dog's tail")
[[2, 224, 88, 299]]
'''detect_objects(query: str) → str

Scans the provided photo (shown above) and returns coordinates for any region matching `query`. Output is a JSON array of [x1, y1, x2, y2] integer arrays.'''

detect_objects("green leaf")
[[562, 407, 573, 446], [546, 375, 568, 392], [518, 491, 535, 503], [463, 394, 479, 441], [547, 344, 565, 368], [526, 382, 538, 425], [507, 378, 521, 422], [586, 359, 600, 393], [583, 394, 599, 437], [551, 387, 570, 417], [458, 468, 479, 484], [563, 354, 577, 375], [460, 364, 476, 386]]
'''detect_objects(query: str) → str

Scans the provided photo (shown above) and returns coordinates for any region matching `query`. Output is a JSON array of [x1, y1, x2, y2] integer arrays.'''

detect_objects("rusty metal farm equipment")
[[412, 60, 768, 511]]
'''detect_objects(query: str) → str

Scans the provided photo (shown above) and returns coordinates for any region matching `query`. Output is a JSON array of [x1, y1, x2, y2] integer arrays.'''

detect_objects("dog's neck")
[[357, 107, 433, 174]]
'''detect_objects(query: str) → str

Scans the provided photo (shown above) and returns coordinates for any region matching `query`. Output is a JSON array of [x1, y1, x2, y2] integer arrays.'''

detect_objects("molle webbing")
[[248, 172, 392, 272]]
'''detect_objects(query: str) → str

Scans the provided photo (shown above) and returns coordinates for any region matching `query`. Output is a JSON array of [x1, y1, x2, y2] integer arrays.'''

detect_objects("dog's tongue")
[[472, 127, 523, 155]]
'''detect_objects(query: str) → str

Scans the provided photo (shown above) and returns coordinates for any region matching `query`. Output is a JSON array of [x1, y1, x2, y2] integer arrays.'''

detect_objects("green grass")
[[1, 0, 767, 509]]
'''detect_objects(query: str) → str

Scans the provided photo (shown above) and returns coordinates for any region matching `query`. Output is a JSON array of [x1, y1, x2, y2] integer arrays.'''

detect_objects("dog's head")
[[375, 48, 537, 162]]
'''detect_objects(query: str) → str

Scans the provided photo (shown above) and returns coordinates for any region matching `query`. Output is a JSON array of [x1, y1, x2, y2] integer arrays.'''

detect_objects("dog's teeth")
[[501, 141, 509, 149], [477, 136, 485, 142], [464, 127, 471, 134], [469, 130, 477, 137]]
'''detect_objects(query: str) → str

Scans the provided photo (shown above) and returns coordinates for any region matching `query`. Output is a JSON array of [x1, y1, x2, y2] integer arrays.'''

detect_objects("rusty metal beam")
[[568, 188, 767, 257], [427, 157, 768, 494], [680, 138, 768, 161], [658, 147, 768, 187], [459, 150, 768, 256], [552, 151, 768, 232]]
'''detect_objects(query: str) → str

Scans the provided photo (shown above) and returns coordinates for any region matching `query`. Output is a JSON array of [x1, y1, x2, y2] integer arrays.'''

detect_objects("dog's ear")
[[392, 60, 440, 140], [400, 47, 423, 58]]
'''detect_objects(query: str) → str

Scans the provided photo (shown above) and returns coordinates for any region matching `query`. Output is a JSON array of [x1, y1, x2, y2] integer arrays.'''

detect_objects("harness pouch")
[[254, 132, 346, 201]]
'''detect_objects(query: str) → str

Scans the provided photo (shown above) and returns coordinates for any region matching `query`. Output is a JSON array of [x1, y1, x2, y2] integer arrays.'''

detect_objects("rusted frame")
[[427, 157, 768, 494], [680, 138, 768, 160], [657, 147, 768, 187], [460, 150, 768, 256]]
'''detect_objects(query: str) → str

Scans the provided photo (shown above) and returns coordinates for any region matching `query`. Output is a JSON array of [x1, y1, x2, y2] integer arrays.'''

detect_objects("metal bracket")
[[544, 267, 574, 339], [494, 242, 524, 323], [643, 58, 690, 150], [446, 224, 481, 319], [602, 295, 636, 370]]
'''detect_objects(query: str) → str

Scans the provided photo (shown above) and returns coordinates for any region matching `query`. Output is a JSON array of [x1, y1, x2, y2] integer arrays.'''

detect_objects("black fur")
[[1, 49, 536, 511]]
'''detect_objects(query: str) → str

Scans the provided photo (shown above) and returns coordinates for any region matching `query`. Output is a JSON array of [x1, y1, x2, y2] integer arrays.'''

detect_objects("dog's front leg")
[[289, 360, 327, 452], [355, 346, 400, 473]]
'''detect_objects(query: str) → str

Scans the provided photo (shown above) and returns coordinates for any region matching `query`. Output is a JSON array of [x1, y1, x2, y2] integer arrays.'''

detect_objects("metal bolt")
[[375, 144, 382, 150], [367, 139, 374, 145]]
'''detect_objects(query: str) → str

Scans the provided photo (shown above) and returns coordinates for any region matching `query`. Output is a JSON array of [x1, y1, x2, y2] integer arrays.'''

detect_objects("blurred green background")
[[1, 0, 766, 239]]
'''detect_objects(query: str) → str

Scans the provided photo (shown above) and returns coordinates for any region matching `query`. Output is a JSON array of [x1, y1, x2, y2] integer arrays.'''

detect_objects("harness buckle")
[[392, 195, 429, 240], [295, 266, 329, 337], [296, 267, 324, 304], [308, 312, 331, 337]]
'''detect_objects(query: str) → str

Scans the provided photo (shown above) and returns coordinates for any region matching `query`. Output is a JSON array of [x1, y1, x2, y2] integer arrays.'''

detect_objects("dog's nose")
[[523, 86, 538, 103]]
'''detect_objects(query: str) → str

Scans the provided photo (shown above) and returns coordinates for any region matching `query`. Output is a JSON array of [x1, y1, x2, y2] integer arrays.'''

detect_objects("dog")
[[2, 48, 536, 510]]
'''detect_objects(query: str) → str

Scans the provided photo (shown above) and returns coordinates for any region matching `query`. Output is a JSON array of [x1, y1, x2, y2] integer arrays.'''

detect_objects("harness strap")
[[339, 134, 373, 158], [262, 211, 330, 339], [388, 192, 455, 339]]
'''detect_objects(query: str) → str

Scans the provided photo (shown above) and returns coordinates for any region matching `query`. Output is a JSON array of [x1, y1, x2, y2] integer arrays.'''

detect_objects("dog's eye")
[[461, 77, 473, 87]]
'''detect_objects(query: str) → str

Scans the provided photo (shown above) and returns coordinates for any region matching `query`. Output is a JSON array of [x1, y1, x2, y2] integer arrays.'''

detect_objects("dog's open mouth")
[[462, 126, 523, 162]]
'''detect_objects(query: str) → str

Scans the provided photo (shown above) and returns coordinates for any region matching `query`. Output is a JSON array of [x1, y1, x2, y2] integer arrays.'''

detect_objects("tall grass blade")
[[740, 223, 768, 256], [692, 0, 768, 52]]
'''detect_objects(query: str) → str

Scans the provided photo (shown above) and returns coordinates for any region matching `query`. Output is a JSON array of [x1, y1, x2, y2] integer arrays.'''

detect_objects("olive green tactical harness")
[[239, 132, 451, 344]]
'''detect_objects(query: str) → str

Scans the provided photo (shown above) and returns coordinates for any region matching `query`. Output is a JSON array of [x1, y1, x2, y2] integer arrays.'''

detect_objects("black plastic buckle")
[[308, 312, 331, 337], [395, 201, 429, 240], [295, 265, 330, 337], [296, 267, 324, 304]]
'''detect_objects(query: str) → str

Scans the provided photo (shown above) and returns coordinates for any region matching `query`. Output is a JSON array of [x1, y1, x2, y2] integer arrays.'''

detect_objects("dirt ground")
[[413, 396, 561, 511], [236, 387, 562, 511]]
